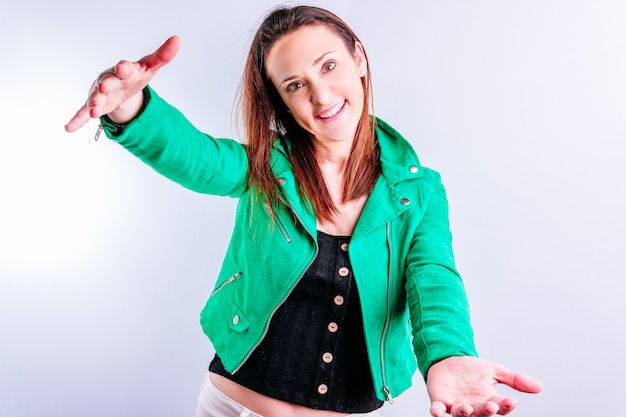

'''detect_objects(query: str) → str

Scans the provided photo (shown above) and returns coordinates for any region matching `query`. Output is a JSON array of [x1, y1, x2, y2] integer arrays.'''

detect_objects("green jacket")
[[103, 86, 477, 401]]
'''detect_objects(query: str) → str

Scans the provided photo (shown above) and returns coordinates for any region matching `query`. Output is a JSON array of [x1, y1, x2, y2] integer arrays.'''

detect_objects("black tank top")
[[209, 230, 383, 412]]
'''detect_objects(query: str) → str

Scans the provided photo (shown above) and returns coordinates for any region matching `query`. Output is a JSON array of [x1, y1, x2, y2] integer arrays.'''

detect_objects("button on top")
[[401, 198, 410, 206], [322, 352, 334, 363], [277, 177, 286, 185], [334, 295, 344, 305], [338, 267, 350, 277], [232, 315, 240, 325], [328, 322, 338, 332], [340, 242, 349, 252], [409, 165, 419, 174], [318, 384, 328, 394]]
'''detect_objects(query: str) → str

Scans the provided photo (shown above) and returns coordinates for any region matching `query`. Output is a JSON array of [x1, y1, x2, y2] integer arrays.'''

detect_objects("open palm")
[[427, 356, 543, 417]]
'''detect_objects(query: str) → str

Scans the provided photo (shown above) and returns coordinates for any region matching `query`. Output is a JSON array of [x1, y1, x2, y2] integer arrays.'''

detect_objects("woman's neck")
[[312, 137, 353, 168]]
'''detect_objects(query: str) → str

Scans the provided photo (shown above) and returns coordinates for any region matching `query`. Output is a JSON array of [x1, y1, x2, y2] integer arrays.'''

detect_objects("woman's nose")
[[309, 81, 331, 105]]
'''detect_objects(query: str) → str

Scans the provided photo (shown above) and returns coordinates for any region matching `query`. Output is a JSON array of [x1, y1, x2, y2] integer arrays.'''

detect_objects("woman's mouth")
[[316, 100, 346, 120]]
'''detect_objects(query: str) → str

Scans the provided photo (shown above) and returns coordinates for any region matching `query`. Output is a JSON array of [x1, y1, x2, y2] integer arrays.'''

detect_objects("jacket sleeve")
[[404, 169, 478, 380], [100, 86, 249, 197]]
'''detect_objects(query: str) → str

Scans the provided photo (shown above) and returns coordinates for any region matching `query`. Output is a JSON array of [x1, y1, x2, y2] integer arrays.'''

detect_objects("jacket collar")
[[375, 117, 423, 184], [269, 117, 425, 237], [270, 117, 423, 181]]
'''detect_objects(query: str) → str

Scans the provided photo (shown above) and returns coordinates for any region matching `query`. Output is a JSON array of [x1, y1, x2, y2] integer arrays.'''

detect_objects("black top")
[[209, 230, 383, 412]]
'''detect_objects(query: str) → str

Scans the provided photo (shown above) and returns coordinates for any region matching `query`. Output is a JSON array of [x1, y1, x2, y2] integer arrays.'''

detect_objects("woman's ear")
[[354, 41, 368, 74]]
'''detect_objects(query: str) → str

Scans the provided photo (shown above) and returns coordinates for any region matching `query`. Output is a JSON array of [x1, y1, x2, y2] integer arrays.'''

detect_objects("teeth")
[[318, 101, 345, 119]]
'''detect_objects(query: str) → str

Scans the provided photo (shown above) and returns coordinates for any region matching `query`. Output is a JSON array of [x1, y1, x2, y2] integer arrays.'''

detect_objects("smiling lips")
[[316, 100, 346, 120]]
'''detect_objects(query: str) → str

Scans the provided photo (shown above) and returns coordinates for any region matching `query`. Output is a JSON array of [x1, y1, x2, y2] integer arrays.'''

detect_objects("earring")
[[360, 69, 368, 77]]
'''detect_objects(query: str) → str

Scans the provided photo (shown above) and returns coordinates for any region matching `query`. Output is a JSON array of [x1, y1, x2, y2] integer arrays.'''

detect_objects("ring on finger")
[[95, 68, 122, 93]]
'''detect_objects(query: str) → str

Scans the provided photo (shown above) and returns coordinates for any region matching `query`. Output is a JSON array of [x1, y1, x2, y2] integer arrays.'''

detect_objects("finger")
[[430, 400, 447, 417], [87, 91, 110, 118], [494, 364, 544, 393], [66, 74, 111, 132], [138, 35, 181, 72], [113, 60, 136, 81], [471, 400, 500, 416], [450, 403, 473, 417], [65, 104, 91, 132], [97, 73, 123, 95], [496, 397, 518, 415]]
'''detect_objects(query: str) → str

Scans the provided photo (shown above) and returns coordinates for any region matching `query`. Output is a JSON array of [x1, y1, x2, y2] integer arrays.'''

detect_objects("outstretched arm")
[[427, 356, 543, 417], [64, 35, 181, 132]]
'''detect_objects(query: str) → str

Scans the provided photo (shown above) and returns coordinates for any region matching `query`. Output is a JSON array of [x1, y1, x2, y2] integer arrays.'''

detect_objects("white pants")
[[195, 373, 381, 417]]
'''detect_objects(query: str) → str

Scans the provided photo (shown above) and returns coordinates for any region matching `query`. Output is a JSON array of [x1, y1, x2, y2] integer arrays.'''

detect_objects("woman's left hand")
[[426, 356, 543, 417]]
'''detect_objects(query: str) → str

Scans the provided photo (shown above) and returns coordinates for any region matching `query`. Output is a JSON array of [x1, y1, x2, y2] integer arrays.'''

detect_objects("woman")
[[65, 5, 542, 417]]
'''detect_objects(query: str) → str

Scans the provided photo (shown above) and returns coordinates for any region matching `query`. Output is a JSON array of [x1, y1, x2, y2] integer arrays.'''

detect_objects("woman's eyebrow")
[[280, 51, 336, 86]]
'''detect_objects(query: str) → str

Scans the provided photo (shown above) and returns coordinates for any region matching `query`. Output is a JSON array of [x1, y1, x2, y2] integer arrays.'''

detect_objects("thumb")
[[494, 364, 544, 394], [138, 35, 182, 72]]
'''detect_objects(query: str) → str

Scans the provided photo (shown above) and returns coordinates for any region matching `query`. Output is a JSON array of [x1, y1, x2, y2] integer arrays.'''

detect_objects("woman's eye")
[[286, 82, 304, 92], [323, 61, 336, 72]]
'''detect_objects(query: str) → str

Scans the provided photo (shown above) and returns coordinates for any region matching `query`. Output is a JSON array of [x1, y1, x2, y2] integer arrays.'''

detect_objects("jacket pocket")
[[211, 272, 243, 297], [201, 274, 250, 342], [226, 300, 250, 333]]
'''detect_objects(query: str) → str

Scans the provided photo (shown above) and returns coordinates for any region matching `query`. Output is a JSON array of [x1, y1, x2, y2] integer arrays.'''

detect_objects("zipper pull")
[[383, 386, 394, 404], [94, 124, 103, 141]]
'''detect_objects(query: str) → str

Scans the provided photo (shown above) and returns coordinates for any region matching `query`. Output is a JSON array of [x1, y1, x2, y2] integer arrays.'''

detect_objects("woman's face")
[[265, 24, 368, 150]]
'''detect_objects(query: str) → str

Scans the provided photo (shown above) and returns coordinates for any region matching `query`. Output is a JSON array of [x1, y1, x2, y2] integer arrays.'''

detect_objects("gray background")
[[1, 0, 625, 416]]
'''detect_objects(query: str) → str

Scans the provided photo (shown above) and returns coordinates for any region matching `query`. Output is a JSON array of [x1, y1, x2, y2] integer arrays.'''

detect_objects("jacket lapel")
[[270, 143, 317, 237], [353, 118, 425, 239]]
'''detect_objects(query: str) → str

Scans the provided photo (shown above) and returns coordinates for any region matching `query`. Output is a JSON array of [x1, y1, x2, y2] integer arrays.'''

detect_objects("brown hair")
[[238, 5, 380, 223]]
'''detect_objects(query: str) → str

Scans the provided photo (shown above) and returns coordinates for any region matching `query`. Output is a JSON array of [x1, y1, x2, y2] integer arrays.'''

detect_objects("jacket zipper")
[[272, 212, 292, 243], [210, 272, 242, 297], [380, 222, 394, 403], [265, 201, 292, 243], [94, 124, 103, 141], [233, 205, 315, 373]]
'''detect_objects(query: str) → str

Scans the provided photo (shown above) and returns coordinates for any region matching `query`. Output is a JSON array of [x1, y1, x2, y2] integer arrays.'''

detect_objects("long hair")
[[238, 5, 380, 223]]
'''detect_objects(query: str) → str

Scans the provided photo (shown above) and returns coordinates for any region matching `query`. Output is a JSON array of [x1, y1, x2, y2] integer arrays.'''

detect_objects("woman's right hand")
[[64, 35, 182, 133]]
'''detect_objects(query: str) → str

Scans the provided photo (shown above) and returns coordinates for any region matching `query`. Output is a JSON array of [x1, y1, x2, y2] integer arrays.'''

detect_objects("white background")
[[1, 0, 625, 416]]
